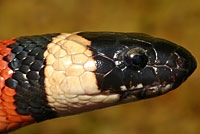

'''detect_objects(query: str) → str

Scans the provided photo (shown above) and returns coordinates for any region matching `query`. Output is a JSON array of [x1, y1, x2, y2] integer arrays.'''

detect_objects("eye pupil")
[[131, 55, 142, 65]]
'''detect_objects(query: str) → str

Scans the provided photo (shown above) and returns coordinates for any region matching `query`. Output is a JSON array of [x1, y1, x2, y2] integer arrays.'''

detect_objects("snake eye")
[[124, 47, 148, 69]]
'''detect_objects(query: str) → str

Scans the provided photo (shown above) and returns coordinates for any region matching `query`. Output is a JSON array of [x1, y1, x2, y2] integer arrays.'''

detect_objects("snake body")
[[0, 32, 196, 133]]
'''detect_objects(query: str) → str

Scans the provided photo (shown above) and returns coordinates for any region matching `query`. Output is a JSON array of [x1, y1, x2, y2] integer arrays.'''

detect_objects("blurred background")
[[0, 0, 199, 134]]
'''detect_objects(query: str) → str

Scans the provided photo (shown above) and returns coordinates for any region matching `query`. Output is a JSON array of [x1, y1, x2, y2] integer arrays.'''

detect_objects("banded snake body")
[[0, 32, 196, 133]]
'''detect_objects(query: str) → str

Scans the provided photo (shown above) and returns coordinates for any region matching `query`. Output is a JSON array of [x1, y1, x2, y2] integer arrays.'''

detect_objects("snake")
[[0, 32, 196, 133]]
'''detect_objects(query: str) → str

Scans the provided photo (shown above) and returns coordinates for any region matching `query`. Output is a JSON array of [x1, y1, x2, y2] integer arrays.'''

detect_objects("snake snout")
[[175, 47, 197, 80], [167, 46, 197, 90]]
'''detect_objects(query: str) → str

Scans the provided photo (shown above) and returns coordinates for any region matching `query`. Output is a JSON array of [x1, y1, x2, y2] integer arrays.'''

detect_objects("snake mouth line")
[[119, 83, 173, 101]]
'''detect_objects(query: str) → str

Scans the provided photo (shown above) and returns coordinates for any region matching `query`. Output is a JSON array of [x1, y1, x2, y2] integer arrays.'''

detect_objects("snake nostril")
[[176, 57, 185, 68], [176, 57, 183, 65], [175, 47, 197, 73]]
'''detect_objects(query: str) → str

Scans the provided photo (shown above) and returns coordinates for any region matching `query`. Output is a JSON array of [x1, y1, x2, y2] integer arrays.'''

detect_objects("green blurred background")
[[0, 0, 199, 134]]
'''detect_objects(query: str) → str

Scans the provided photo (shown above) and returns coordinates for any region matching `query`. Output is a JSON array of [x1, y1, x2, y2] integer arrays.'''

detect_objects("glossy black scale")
[[5, 33, 59, 122]]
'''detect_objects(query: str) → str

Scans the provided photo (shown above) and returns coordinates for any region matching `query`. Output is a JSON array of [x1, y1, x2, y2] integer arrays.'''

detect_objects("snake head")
[[79, 32, 197, 103], [119, 35, 197, 102]]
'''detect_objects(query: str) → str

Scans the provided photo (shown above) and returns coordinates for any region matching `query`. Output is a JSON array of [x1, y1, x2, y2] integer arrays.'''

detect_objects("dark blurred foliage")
[[0, 0, 199, 134]]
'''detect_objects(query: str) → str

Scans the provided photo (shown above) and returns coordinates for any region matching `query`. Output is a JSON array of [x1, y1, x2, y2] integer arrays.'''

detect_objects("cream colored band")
[[44, 33, 119, 116]]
